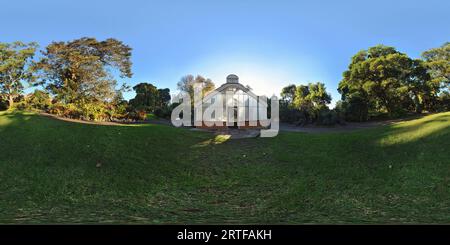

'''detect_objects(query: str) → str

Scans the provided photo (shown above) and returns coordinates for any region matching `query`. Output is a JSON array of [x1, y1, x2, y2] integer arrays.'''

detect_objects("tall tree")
[[129, 83, 159, 111], [157, 88, 171, 107], [293, 85, 310, 109], [0, 42, 37, 108], [280, 84, 296, 103], [422, 42, 450, 90], [293, 83, 331, 109], [34, 37, 132, 104], [308, 82, 332, 107], [177, 74, 215, 101], [338, 45, 417, 117], [407, 59, 438, 113], [291, 82, 332, 123]]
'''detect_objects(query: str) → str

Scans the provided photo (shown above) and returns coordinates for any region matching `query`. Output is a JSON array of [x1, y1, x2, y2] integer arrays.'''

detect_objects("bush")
[[45, 99, 166, 122], [4, 90, 51, 112], [336, 95, 369, 122], [0, 100, 7, 111], [65, 103, 84, 119], [436, 92, 450, 112], [46, 100, 147, 122], [48, 103, 65, 116], [280, 102, 344, 126], [12, 101, 29, 111], [110, 101, 129, 120], [126, 109, 147, 121], [78, 102, 123, 121], [154, 105, 172, 119], [26, 90, 51, 110], [316, 109, 344, 126]]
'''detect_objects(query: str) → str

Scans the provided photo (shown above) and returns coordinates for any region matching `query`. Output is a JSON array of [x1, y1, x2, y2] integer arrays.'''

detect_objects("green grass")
[[0, 111, 449, 224]]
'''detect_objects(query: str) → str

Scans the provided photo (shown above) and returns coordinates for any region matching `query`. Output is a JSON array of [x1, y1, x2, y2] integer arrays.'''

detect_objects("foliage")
[[0, 41, 37, 109], [31, 37, 134, 121], [153, 104, 174, 119], [0, 99, 7, 111], [177, 74, 215, 102], [129, 83, 159, 112], [337, 44, 448, 120], [128, 83, 172, 119], [280, 84, 296, 103], [335, 92, 370, 122], [34, 37, 132, 105], [437, 91, 450, 111], [26, 90, 51, 110], [126, 109, 147, 121], [280, 82, 337, 125], [45, 99, 133, 121], [422, 42, 450, 90], [157, 88, 171, 107]]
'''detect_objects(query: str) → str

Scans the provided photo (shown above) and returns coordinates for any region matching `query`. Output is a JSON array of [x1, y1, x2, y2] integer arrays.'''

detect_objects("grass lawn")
[[0, 111, 449, 224]]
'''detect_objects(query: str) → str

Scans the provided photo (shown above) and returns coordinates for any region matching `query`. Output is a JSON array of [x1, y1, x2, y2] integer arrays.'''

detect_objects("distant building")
[[195, 74, 268, 129]]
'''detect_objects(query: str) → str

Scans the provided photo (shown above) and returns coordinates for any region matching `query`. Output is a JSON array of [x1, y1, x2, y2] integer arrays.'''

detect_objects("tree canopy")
[[157, 88, 171, 107], [34, 37, 132, 104], [177, 74, 215, 101], [130, 83, 159, 111], [338, 45, 437, 117], [0, 41, 37, 108], [280, 82, 334, 125], [422, 42, 450, 90]]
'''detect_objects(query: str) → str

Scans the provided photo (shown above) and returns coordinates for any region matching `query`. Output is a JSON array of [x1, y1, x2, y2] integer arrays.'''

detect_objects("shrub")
[[12, 101, 29, 111], [436, 92, 450, 112], [79, 102, 109, 121], [336, 95, 369, 122], [126, 109, 147, 121], [154, 105, 172, 119], [316, 109, 344, 126], [110, 101, 129, 120], [26, 90, 51, 110], [0, 100, 7, 111], [48, 103, 65, 116]]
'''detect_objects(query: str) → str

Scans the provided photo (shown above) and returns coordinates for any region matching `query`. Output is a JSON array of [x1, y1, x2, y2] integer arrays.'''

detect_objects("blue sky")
[[1, 0, 449, 106]]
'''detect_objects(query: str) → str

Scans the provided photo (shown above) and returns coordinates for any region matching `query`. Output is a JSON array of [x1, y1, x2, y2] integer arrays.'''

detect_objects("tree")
[[406, 59, 439, 113], [308, 82, 332, 107], [0, 41, 37, 108], [129, 83, 159, 111], [26, 89, 51, 110], [338, 45, 421, 117], [280, 84, 296, 103], [34, 37, 132, 104], [292, 82, 332, 123], [157, 88, 171, 107], [335, 93, 369, 122], [422, 42, 450, 90], [177, 74, 215, 101], [293, 83, 331, 109]]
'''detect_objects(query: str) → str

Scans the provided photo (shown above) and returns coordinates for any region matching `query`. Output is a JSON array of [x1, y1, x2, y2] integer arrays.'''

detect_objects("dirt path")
[[39, 112, 172, 126], [279, 121, 389, 133], [40, 112, 424, 134], [279, 115, 425, 133], [39, 113, 124, 126]]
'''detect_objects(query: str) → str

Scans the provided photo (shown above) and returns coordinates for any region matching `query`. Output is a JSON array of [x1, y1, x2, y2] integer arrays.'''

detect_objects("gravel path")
[[279, 121, 390, 133], [40, 112, 423, 136]]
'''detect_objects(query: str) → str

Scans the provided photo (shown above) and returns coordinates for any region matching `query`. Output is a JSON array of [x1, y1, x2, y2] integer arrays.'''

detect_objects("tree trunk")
[[8, 95, 14, 109]]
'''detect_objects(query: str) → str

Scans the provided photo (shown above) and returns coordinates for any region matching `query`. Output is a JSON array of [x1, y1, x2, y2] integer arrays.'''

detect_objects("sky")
[[1, 0, 449, 106]]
